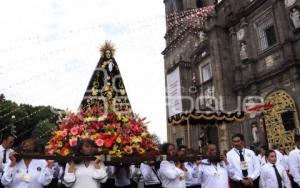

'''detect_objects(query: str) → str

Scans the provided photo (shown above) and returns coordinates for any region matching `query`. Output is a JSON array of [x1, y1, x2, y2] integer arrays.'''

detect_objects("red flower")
[[104, 135, 116, 148]]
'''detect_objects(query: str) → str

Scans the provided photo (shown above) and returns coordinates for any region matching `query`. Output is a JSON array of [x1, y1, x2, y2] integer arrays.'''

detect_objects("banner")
[[167, 67, 183, 117]]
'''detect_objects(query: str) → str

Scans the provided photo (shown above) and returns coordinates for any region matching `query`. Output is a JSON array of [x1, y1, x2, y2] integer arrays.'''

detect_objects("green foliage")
[[151, 133, 161, 145], [31, 121, 57, 147], [0, 94, 63, 146]]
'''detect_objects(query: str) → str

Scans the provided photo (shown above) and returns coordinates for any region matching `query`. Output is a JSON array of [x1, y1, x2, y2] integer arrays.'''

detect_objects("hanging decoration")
[[168, 111, 245, 125], [163, 5, 215, 55], [245, 102, 273, 114]]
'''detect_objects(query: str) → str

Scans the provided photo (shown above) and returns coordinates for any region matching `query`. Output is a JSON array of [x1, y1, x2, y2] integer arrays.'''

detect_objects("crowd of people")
[[1, 133, 300, 188]]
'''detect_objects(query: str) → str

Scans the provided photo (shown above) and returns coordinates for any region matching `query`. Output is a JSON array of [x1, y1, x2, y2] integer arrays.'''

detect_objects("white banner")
[[167, 67, 183, 117]]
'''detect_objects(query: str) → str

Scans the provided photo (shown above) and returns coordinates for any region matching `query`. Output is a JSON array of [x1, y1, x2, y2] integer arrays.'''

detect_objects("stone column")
[[218, 122, 229, 151], [274, 0, 295, 61]]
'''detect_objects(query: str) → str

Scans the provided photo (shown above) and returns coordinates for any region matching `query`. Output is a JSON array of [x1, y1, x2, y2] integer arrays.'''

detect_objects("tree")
[[31, 121, 57, 147], [0, 97, 62, 146], [151, 133, 161, 146]]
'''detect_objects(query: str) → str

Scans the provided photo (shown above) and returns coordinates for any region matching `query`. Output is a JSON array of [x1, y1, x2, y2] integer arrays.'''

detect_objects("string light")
[[0, 16, 164, 54], [0, 65, 94, 125], [162, 5, 214, 55], [0, 126, 10, 133], [166, 6, 214, 29], [15, 113, 58, 138], [0, 108, 21, 119]]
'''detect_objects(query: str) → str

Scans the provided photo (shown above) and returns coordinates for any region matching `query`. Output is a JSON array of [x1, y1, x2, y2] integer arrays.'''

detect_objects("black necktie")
[[3, 149, 6, 163], [273, 164, 283, 188], [239, 150, 248, 177]]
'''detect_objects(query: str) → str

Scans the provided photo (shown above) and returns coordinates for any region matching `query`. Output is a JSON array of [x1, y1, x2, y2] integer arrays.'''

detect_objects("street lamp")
[[10, 115, 16, 136]]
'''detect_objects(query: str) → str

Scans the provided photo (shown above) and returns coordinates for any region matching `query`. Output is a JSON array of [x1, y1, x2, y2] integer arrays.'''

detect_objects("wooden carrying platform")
[[16, 154, 205, 166]]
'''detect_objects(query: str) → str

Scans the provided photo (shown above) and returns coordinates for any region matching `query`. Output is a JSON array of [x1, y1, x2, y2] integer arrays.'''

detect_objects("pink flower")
[[47, 148, 55, 154], [70, 127, 79, 136], [95, 138, 104, 147], [69, 138, 77, 147], [62, 130, 68, 137]]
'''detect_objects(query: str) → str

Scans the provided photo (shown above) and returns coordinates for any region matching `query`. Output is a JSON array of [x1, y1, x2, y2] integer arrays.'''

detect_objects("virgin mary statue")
[[80, 41, 132, 114]]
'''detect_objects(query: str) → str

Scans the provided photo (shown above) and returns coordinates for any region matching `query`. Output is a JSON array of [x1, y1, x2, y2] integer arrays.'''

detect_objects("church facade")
[[163, 0, 300, 153]]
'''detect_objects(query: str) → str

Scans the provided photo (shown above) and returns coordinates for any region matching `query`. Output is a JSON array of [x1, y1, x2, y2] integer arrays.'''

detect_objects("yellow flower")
[[123, 118, 129, 123], [85, 117, 94, 122], [117, 115, 122, 121], [141, 132, 148, 138], [91, 134, 97, 140], [131, 144, 140, 150], [138, 148, 145, 154], [98, 116, 106, 121], [123, 146, 133, 155], [61, 148, 70, 156], [57, 141, 63, 147], [80, 134, 88, 139], [116, 136, 122, 144], [56, 131, 63, 136], [131, 136, 142, 144], [116, 150, 123, 157]]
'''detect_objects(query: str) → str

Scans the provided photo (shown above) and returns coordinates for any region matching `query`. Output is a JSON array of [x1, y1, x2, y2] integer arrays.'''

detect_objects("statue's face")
[[105, 50, 111, 59]]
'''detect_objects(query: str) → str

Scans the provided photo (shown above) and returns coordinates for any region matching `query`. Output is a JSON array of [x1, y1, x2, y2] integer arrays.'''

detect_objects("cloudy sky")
[[0, 0, 167, 141]]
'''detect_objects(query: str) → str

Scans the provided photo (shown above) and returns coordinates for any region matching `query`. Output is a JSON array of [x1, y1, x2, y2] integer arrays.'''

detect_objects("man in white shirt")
[[288, 135, 300, 188], [107, 165, 137, 188], [199, 144, 230, 188], [260, 150, 291, 188], [278, 146, 289, 170], [140, 162, 162, 188], [0, 134, 15, 166], [257, 146, 267, 166], [0, 133, 15, 188], [271, 144, 285, 168], [184, 161, 201, 188], [177, 145, 201, 188], [226, 133, 260, 188]]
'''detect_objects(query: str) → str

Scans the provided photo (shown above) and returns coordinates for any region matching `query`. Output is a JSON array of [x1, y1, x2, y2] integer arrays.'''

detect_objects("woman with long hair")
[[63, 138, 107, 188], [158, 143, 186, 188]]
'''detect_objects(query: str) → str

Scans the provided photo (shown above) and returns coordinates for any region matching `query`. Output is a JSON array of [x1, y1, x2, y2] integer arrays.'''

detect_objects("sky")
[[0, 0, 167, 141]]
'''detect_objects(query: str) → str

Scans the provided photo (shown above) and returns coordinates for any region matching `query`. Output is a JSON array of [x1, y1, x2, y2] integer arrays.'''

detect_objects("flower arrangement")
[[46, 106, 159, 157]]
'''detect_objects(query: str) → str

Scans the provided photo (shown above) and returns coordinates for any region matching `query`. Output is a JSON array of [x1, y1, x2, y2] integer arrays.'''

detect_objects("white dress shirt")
[[1, 159, 54, 188], [159, 160, 185, 188], [288, 147, 300, 186], [0, 145, 14, 174], [258, 154, 266, 166], [275, 150, 285, 167], [107, 165, 135, 187], [140, 163, 160, 185], [282, 154, 289, 170], [226, 148, 260, 181], [63, 161, 107, 188], [184, 162, 201, 187], [199, 159, 229, 188], [260, 162, 291, 188]]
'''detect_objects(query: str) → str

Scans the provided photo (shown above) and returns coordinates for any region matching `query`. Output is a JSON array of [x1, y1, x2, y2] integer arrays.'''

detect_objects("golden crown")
[[99, 40, 116, 57]]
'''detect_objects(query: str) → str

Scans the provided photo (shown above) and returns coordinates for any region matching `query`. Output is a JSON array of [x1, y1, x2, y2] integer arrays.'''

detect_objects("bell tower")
[[163, 0, 184, 16], [164, 0, 214, 16]]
